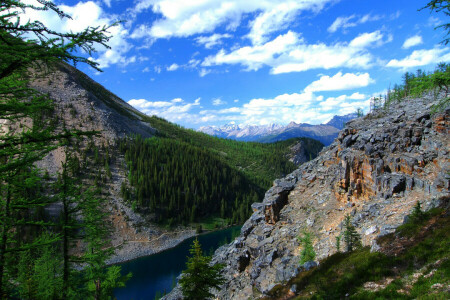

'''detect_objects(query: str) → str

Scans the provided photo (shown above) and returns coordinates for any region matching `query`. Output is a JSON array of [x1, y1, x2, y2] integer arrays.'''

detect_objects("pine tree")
[[0, 0, 116, 296], [298, 231, 316, 265], [57, 153, 130, 299], [343, 215, 362, 252], [179, 239, 225, 300], [410, 201, 425, 223], [335, 234, 342, 252], [421, 1, 450, 45]]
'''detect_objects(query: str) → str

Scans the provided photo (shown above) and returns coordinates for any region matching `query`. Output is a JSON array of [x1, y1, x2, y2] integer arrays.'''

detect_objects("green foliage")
[[119, 136, 261, 224], [384, 63, 450, 111], [355, 108, 364, 118], [0, 1, 130, 298], [266, 206, 449, 299], [298, 231, 316, 265], [118, 129, 322, 226], [0, 0, 116, 76], [87, 266, 132, 300], [411, 201, 425, 223], [140, 116, 322, 187], [16, 233, 62, 300], [179, 239, 225, 300], [421, 0, 450, 45], [343, 215, 362, 252], [335, 234, 342, 252]]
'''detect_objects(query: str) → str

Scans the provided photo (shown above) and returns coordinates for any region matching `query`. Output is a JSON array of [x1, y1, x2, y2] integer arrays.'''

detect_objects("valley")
[[1, 1, 449, 299]]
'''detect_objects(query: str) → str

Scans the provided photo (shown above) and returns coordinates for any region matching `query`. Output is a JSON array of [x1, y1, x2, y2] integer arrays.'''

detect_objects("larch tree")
[[0, 0, 125, 298]]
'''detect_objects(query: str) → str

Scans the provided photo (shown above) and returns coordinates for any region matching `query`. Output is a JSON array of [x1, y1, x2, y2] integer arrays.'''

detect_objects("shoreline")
[[106, 224, 240, 265], [106, 229, 196, 265]]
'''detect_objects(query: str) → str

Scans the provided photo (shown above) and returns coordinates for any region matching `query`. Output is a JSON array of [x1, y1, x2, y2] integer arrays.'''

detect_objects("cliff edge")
[[207, 92, 449, 299]]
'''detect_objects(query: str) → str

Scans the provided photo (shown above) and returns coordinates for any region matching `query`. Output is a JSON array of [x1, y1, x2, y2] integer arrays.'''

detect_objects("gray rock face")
[[203, 92, 449, 300]]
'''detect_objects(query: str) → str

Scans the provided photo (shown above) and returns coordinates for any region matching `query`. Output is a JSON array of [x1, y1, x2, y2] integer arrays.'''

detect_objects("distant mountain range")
[[198, 113, 357, 145]]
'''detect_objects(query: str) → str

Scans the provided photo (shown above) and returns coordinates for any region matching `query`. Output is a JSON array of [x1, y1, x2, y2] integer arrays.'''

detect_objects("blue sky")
[[28, 0, 450, 128]]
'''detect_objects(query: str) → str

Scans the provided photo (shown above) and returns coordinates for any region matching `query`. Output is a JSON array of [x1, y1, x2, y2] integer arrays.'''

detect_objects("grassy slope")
[[264, 201, 450, 299]]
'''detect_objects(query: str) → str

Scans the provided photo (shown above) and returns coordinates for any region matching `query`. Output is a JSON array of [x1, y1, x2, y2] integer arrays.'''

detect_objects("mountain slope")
[[257, 123, 340, 145], [28, 62, 324, 262], [197, 114, 357, 145], [325, 113, 358, 129], [195, 91, 449, 299]]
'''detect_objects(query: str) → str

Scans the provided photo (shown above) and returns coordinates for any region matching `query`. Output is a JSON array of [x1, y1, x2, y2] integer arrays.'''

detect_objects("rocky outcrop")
[[286, 140, 313, 165], [207, 93, 449, 299]]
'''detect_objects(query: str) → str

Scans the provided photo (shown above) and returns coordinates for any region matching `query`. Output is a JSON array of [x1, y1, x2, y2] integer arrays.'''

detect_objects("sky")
[[23, 0, 450, 129]]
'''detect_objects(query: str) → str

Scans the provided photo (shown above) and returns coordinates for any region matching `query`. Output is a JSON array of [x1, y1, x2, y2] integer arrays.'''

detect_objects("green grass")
[[264, 205, 449, 300]]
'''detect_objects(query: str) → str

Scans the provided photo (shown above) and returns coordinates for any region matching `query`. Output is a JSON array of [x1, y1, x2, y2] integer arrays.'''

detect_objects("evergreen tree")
[[57, 153, 130, 299], [0, 1, 124, 298], [298, 231, 316, 265], [421, 1, 450, 45], [179, 239, 225, 300], [335, 234, 342, 252], [343, 215, 362, 252], [410, 201, 425, 223]]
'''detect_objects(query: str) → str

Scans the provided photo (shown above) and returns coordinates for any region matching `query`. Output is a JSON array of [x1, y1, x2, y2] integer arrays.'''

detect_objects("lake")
[[114, 226, 241, 300]]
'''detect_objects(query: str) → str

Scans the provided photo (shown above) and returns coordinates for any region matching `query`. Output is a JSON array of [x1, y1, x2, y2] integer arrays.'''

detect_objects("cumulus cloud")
[[128, 97, 201, 123], [246, 1, 327, 45], [212, 98, 227, 106], [199, 68, 211, 77], [203, 30, 388, 74], [128, 88, 370, 127], [196, 33, 232, 49], [304, 72, 374, 92], [319, 93, 370, 113], [328, 14, 383, 33], [386, 48, 450, 69], [402, 35, 423, 49], [167, 63, 180, 71], [131, 0, 334, 40], [22, 0, 133, 69]]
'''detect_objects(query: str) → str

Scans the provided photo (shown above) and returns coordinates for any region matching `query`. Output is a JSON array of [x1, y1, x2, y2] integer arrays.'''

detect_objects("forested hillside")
[[118, 127, 323, 225]]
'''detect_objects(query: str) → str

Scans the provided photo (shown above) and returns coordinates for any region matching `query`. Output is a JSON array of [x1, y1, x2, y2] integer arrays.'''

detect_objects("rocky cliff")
[[206, 92, 449, 299]]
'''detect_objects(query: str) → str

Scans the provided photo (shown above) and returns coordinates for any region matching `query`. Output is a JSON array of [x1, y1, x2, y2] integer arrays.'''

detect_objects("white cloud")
[[304, 72, 374, 92], [386, 48, 450, 69], [402, 35, 423, 49], [196, 33, 232, 49], [142, 67, 150, 72], [247, 1, 327, 45], [199, 68, 211, 77], [167, 63, 180, 71], [328, 14, 383, 33], [131, 0, 334, 40], [203, 30, 387, 74], [22, 1, 133, 69], [128, 97, 201, 123], [212, 98, 227, 106], [328, 15, 356, 33], [154, 66, 162, 73], [349, 31, 384, 48]]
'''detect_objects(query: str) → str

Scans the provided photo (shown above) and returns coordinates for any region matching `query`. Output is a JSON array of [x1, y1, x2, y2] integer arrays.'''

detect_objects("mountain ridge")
[[198, 113, 357, 146]]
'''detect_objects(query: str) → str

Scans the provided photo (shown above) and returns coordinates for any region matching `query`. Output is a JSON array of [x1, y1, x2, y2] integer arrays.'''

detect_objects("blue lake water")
[[114, 226, 241, 300]]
